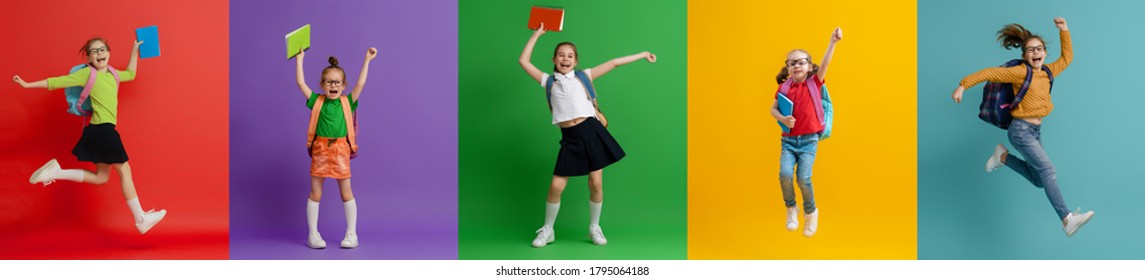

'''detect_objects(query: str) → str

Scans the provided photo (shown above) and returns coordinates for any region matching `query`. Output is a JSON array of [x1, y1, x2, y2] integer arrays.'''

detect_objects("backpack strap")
[[545, 75, 557, 111], [338, 95, 358, 153], [1005, 63, 1054, 109], [108, 66, 121, 84], [776, 78, 826, 126], [778, 79, 793, 95], [306, 95, 325, 149], [77, 66, 122, 125], [76, 67, 99, 116], [545, 70, 599, 112], [573, 70, 597, 99], [571, 70, 602, 114]]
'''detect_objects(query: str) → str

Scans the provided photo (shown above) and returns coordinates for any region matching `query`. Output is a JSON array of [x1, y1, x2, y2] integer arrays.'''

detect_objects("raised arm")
[[519, 23, 547, 84], [350, 47, 378, 101], [295, 48, 313, 99], [817, 27, 842, 80], [1046, 17, 1071, 75], [127, 40, 142, 74], [12, 75, 48, 89], [589, 51, 657, 80]]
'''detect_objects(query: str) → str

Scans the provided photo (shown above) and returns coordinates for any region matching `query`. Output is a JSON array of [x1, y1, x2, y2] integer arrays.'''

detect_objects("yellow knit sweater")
[[959, 30, 1072, 118]]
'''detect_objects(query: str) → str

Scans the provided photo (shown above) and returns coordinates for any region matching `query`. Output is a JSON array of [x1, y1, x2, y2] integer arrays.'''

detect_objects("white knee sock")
[[544, 202, 561, 228], [126, 198, 144, 222], [589, 201, 603, 226], [57, 169, 85, 182], [307, 199, 320, 234], [344, 199, 357, 234]]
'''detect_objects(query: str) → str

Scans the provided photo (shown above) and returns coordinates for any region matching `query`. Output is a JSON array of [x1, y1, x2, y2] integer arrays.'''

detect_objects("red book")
[[527, 6, 564, 31]]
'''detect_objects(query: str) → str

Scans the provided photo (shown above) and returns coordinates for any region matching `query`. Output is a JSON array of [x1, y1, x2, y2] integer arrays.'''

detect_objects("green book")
[[285, 24, 311, 60]]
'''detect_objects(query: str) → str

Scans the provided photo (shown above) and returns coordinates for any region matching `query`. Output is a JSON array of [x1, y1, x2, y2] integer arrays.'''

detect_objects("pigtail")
[[776, 66, 790, 85]]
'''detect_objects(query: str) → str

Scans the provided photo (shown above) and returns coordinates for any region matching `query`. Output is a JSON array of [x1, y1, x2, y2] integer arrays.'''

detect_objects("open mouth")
[[97, 58, 107, 63], [559, 62, 571, 68], [1032, 57, 1043, 63]]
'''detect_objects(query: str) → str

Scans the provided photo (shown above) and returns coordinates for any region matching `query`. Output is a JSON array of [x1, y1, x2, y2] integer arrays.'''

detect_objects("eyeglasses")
[[323, 80, 344, 86], [88, 46, 108, 55], [785, 58, 810, 67], [1024, 45, 1046, 53]]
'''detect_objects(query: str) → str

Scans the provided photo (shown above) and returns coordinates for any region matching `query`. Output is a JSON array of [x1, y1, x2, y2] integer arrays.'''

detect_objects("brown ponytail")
[[997, 23, 1046, 55]]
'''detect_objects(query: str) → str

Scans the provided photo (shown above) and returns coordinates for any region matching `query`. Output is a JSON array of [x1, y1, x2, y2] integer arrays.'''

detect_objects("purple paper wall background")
[[229, 0, 458, 259]]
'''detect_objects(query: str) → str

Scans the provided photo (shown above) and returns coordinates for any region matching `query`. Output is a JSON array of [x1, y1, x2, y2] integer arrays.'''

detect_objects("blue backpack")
[[544, 70, 607, 127], [777, 79, 833, 140], [978, 59, 1053, 130], [64, 64, 120, 117]]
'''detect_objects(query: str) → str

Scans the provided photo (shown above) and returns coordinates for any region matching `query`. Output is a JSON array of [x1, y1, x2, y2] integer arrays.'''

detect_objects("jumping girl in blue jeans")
[[770, 27, 842, 238], [951, 17, 1094, 237]]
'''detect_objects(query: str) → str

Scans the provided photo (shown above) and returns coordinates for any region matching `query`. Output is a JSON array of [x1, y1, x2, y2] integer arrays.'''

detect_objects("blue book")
[[776, 93, 793, 133], [135, 25, 160, 58]]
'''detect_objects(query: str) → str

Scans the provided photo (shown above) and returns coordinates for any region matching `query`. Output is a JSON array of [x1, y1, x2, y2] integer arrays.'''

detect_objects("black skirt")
[[72, 123, 129, 164], [554, 117, 625, 176]]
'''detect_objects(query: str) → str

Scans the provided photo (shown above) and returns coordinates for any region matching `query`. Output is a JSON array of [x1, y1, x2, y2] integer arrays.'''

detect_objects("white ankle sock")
[[307, 199, 320, 234], [126, 198, 144, 222], [57, 169, 85, 182], [544, 202, 560, 228], [344, 199, 357, 234], [589, 201, 603, 226]]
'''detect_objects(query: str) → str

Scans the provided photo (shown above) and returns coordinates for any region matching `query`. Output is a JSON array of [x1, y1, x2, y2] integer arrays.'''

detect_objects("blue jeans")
[[1005, 119, 1069, 219], [779, 134, 818, 213]]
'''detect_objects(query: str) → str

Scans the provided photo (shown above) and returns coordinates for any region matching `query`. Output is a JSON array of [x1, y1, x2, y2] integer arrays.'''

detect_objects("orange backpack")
[[306, 95, 358, 158]]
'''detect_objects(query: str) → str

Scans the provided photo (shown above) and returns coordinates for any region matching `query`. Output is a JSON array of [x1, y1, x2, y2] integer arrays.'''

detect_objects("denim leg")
[[1003, 153, 1043, 188], [795, 140, 818, 214], [779, 139, 798, 208], [1007, 120, 1070, 219]]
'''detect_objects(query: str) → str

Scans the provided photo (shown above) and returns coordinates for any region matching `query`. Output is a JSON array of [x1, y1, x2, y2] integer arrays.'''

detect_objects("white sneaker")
[[308, 232, 327, 249], [532, 226, 555, 248], [785, 207, 799, 231], [29, 159, 61, 186], [588, 225, 608, 246], [985, 144, 1007, 172], [340, 232, 359, 248], [1062, 208, 1094, 237], [135, 209, 166, 234], [803, 209, 819, 237]]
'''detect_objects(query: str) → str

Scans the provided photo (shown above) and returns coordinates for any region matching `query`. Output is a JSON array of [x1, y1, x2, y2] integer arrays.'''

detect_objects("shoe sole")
[[1066, 213, 1094, 237], [986, 145, 1006, 172], [137, 210, 167, 234], [532, 235, 555, 248], [309, 243, 327, 249], [588, 233, 608, 246], [29, 159, 60, 184]]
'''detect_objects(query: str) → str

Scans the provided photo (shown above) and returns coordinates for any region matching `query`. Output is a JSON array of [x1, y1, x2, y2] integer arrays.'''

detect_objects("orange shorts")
[[310, 137, 352, 179]]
